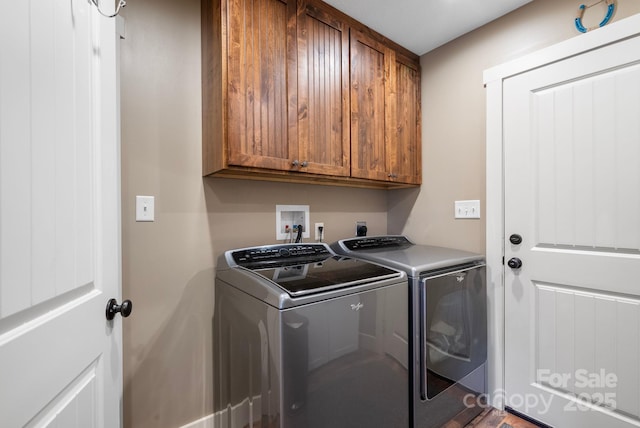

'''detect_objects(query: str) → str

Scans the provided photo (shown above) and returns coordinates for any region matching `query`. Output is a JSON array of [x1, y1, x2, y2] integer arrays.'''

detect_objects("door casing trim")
[[483, 13, 640, 409]]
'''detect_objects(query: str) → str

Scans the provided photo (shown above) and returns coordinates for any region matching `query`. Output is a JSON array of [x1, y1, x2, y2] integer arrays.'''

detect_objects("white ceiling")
[[322, 0, 532, 55]]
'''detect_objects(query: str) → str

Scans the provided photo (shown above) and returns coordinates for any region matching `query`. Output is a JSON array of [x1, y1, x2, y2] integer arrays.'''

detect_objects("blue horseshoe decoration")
[[575, 0, 615, 33]]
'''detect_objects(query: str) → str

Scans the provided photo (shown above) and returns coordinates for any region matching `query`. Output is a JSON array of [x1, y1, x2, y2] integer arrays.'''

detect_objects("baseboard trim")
[[179, 414, 213, 428], [180, 394, 265, 428]]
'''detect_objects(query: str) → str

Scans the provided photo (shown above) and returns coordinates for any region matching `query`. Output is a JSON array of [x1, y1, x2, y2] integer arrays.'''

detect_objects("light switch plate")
[[454, 200, 480, 219], [136, 195, 155, 222]]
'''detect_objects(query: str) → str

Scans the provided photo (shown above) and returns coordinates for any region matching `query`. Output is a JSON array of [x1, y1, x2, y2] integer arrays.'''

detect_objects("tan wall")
[[121, 0, 640, 426], [120, 1, 387, 427], [389, 0, 640, 254]]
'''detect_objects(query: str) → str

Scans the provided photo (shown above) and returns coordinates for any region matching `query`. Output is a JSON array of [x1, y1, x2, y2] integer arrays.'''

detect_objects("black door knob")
[[106, 298, 133, 321], [509, 234, 523, 245], [507, 257, 523, 269]]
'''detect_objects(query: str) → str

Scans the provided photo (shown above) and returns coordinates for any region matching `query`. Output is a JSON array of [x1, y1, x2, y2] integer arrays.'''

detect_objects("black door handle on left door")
[[106, 298, 133, 321], [507, 257, 523, 269]]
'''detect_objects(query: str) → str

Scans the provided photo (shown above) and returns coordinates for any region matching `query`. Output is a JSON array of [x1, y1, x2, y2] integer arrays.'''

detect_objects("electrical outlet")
[[356, 221, 367, 236], [315, 222, 325, 241]]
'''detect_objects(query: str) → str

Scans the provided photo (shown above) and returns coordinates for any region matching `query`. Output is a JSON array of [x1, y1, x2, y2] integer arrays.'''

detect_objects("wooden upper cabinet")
[[202, 0, 298, 174], [296, 0, 350, 176], [202, 0, 421, 187], [390, 54, 421, 185], [349, 29, 421, 184], [226, 0, 298, 170], [349, 28, 393, 182]]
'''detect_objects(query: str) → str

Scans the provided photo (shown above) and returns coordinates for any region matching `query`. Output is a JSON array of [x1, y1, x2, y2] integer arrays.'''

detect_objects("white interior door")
[[503, 31, 640, 427], [0, 1, 121, 427]]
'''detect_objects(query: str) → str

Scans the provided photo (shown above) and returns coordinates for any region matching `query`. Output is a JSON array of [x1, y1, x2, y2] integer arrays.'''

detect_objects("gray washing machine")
[[331, 236, 487, 428], [214, 243, 410, 428]]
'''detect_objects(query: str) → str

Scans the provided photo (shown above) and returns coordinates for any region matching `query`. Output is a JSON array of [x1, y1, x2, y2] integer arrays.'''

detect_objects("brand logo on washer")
[[456, 274, 466, 283], [350, 302, 364, 311]]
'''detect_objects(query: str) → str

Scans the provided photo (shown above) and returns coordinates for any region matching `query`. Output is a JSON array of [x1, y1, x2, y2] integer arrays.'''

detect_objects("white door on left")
[[0, 1, 122, 426]]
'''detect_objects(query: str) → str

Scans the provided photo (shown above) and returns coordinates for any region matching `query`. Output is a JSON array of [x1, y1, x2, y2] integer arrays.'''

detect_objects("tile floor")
[[461, 408, 542, 428]]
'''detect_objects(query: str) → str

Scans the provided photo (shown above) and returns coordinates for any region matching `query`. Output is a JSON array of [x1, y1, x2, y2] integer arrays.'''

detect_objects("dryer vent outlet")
[[356, 221, 367, 237]]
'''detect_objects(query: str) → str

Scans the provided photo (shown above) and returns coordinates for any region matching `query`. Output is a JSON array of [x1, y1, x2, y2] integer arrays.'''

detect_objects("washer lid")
[[225, 243, 401, 297]]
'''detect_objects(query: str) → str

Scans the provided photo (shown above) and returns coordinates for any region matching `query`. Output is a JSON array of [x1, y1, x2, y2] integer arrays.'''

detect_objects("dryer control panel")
[[341, 235, 412, 251]]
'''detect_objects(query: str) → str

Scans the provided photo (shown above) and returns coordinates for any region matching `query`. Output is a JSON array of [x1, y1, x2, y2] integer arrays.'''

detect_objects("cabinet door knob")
[[301, 161, 308, 167], [291, 160, 300, 167]]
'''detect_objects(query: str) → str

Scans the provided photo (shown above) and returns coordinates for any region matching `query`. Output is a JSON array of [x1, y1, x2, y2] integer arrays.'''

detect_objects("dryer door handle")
[[419, 279, 427, 401]]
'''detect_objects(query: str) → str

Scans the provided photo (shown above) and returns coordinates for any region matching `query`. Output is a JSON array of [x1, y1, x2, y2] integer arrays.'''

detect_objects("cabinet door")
[[296, 0, 350, 176], [389, 54, 421, 184], [349, 29, 393, 181], [226, 0, 298, 170]]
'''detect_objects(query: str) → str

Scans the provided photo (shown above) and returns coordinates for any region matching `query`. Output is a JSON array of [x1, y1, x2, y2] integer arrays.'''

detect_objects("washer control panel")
[[230, 243, 331, 267]]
